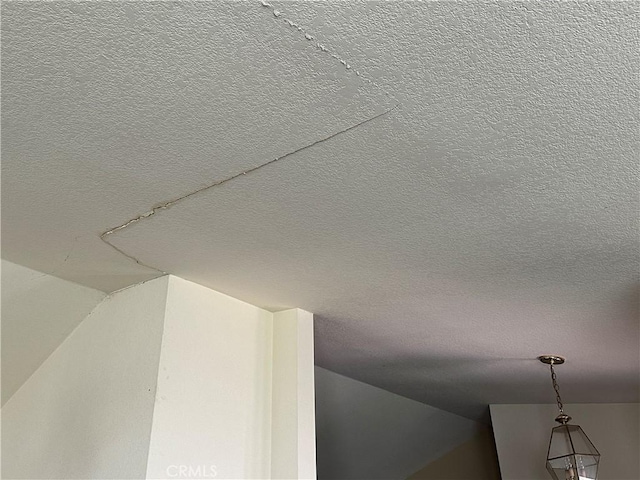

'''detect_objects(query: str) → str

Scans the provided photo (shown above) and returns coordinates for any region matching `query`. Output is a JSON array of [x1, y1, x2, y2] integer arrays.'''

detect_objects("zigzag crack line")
[[99, 104, 399, 270], [100, 236, 166, 274]]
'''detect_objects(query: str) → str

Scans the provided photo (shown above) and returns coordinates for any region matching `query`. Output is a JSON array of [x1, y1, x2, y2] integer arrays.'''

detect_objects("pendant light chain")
[[539, 354, 600, 479], [549, 362, 564, 414]]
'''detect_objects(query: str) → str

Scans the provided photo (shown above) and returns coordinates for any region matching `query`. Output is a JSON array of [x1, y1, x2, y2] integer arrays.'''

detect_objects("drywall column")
[[2, 272, 317, 480], [271, 309, 317, 480], [490, 403, 640, 480], [145, 276, 274, 480]]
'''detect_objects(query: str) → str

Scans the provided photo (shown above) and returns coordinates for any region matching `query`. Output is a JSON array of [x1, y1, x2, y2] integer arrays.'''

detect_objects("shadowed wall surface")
[[407, 428, 501, 480]]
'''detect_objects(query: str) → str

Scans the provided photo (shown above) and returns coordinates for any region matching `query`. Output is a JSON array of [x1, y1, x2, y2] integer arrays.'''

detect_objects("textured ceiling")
[[2, 1, 638, 420], [1, 0, 393, 290]]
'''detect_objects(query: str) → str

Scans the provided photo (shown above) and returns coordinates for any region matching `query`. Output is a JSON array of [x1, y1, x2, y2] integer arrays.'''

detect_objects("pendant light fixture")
[[539, 355, 600, 480]]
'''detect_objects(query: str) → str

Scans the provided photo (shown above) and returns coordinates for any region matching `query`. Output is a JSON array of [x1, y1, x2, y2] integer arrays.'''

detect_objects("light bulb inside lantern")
[[563, 458, 591, 480]]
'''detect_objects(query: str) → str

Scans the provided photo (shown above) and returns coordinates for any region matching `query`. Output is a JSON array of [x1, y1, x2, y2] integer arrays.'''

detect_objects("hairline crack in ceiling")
[[2, 0, 638, 421]]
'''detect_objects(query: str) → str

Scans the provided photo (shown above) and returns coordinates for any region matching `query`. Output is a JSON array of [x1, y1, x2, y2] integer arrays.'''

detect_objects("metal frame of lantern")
[[539, 355, 600, 480]]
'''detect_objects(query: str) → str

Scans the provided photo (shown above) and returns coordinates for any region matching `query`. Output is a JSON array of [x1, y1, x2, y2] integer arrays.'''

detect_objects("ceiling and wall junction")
[[2, 1, 638, 421]]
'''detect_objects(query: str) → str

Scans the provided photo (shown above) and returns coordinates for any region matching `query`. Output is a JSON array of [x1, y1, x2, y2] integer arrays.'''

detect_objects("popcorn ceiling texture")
[[2, 0, 394, 289], [2, 1, 639, 420]]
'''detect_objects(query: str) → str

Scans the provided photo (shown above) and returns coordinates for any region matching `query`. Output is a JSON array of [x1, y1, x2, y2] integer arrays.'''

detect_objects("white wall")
[[490, 403, 640, 480], [1, 259, 105, 405], [2, 273, 317, 480], [314, 367, 485, 480], [145, 276, 274, 480], [1, 276, 169, 479]]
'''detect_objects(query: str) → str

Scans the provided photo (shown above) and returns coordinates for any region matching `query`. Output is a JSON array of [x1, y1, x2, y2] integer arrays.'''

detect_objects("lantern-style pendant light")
[[539, 355, 600, 480]]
